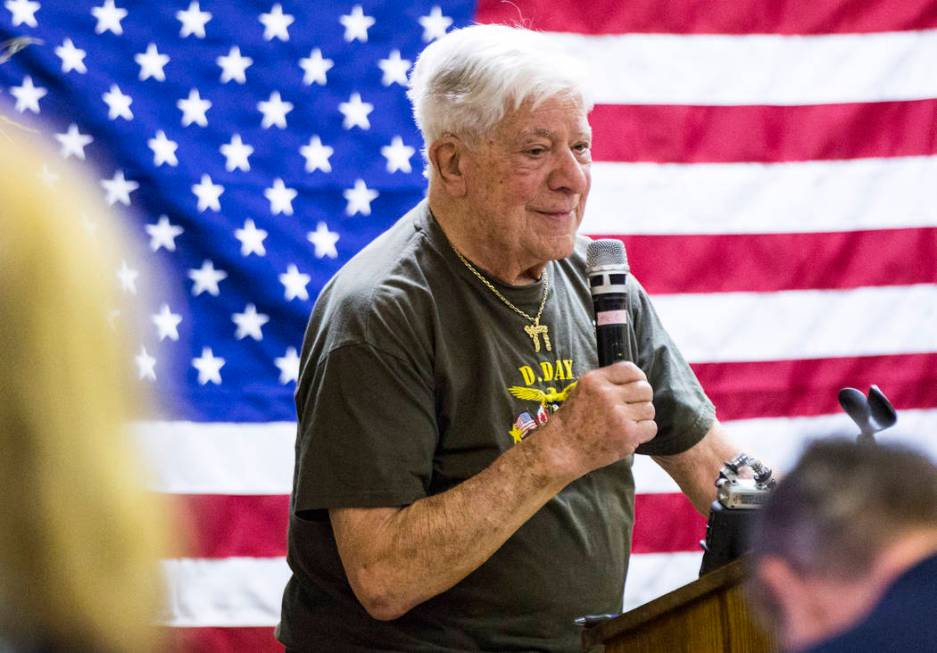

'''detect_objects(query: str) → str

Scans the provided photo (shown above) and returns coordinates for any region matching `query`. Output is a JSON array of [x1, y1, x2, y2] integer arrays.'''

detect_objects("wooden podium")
[[581, 559, 779, 653]]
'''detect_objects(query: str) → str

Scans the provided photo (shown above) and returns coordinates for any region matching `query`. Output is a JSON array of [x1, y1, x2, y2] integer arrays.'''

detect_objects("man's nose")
[[548, 148, 589, 195]]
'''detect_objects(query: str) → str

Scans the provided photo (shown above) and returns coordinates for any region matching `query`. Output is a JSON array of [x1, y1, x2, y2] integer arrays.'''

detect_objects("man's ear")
[[428, 135, 467, 198], [756, 556, 819, 649]]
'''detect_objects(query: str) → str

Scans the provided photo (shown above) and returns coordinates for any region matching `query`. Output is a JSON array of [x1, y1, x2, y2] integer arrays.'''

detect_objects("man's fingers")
[[602, 361, 647, 384], [629, 401, 655, 422], [634, 419, 658, 445]]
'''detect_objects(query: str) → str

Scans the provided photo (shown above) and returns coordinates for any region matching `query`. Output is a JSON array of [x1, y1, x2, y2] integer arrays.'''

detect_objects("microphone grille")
[[586, 238, 628, 270]]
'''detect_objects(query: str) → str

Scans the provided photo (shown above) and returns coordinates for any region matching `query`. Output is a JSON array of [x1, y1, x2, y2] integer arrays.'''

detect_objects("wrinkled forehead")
[[491, 93, 592, 140]]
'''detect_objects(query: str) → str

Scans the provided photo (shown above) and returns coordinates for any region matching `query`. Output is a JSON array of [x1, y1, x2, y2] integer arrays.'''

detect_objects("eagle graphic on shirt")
[[506, 381, 577, 443]]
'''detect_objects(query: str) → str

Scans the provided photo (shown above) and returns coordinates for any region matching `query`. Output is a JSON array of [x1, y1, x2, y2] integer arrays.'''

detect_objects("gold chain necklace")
[[452, 249, 552, 353]]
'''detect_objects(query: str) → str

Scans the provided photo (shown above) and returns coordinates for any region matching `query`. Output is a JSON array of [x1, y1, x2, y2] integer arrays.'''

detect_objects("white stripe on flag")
[[157, 552, 706, 626], [634, 407, 937, 493], [161, 557, 290, 627], [623, 551, 705, 611], [548, 29, 937, 105], [585, 156, 937, 235], [139, 409, 937, 496], [134, 421, 296, 495], [654, 284, 937, 363]]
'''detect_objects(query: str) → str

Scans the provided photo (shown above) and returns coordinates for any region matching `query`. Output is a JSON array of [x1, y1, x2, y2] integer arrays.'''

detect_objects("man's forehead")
[[498, 100, 592, 138], [518, 125, 592, 139]]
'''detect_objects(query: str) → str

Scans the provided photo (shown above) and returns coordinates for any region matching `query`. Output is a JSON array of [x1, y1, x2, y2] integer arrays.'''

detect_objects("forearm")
[[331, 426, 575, 620], [652, 421, 740, 515], [332, 362, 657, 620]]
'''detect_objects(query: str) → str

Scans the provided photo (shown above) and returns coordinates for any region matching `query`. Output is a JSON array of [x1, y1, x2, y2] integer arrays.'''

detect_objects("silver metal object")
[[714, 453, 776, 510]]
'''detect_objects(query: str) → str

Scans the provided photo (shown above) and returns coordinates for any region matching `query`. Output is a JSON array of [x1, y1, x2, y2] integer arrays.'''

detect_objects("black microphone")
[[586, 239, 632, 366]]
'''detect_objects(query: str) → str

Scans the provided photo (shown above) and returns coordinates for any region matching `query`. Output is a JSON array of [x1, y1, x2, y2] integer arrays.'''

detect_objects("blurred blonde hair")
[[0, 121, 169, 652]]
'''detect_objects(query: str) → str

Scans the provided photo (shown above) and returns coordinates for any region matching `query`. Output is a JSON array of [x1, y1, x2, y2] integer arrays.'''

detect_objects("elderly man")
[[751, 439, 937, 652], [277, 24, 740, 652]]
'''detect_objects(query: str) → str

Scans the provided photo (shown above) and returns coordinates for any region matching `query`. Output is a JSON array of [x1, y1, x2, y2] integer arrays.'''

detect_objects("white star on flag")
[[192, 347, 225, 385], [343, 179, 378, 216], [135, 346, 157, 381], [102, 84, 133, 120], [146, 129, 179, 166], [299, 135, 333, 173], [148, 130, 179, 166], [188, 260, 227, 296], [176, 1, 211, 38], [81, 214, 98, 239], [101, 169, 139, 206], [178, 88, 211, 127], [192, 174, 223, 212], [55, 123, 93, 160], [419, 6, 453, 42], [117, 260, 138, 294], [382, 136, 415, 173], [258, 91, 293, 129], [39, 164, 59, 188], [91, 0, 127, 35], [54, 38, 87, 74], [307, 222, 340, 258], [217, 46, 252, 84], [11, 75, 46, 113], [152, 304, 182, 341], [265, 178, 297, 215], [275, 346, 300, 384], [378, 50, 411, 87], [106, 308, 121, 331], [340, 5, 375, 43], [220, 134, 253, 171], [232, 303, 270, 341], [339, 92, 373, 130], [279, 264, 311, 301], [299, 48, 333, 85], [259, 3, 294, 42], [135, 43, 170, 81], [235, 219, 268, 256], [6, 0, 40, 27], [145, 215, 184, 252]]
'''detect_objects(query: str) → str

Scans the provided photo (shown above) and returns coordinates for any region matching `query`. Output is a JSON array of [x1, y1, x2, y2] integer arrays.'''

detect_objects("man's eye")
[[526, 147, 547, 156], [574, 143, 591, 154]]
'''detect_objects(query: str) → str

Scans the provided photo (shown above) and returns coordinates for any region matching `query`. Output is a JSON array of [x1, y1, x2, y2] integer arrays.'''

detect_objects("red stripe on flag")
[[476, 0, 937, 35], [694, 353, 937, 422], [632, 493, 705, 554], [586, 229, 937, 294], [590, 101, 937, 164], [165, 627, 283, 653], [168, 494, 289, 558]]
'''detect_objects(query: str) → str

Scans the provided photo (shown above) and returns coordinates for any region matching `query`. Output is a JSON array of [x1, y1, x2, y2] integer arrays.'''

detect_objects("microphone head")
[[586, 239, 629, 272]]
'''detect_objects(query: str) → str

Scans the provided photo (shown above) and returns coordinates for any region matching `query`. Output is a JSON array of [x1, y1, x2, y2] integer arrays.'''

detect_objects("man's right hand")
[[330, 361, 657, 621], [539, 361, 657, 480]]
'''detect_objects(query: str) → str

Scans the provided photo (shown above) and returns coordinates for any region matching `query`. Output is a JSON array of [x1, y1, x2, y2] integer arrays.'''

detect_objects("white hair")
[[407, 24, 592, 156]]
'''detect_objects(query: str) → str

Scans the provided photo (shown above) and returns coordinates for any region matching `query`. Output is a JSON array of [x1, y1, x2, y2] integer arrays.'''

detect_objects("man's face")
[[460, 94, 592, 273]]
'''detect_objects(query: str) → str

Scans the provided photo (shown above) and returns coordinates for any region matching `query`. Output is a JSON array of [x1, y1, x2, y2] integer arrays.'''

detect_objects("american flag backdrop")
[[2, 1, 937, 651]]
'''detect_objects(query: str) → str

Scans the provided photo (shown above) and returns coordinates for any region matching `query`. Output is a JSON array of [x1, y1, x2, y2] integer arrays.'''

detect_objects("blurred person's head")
[[750, 439, 937, 651], [0, 120, 169, 652]]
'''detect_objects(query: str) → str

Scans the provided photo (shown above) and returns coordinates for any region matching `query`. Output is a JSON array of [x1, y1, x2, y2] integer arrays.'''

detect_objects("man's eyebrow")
[[516, 127, 592, 140], [514, 128, 555, 140]]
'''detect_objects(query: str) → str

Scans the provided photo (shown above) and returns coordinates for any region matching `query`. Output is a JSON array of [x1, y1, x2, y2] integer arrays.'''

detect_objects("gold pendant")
[[524, 322, 552, 353]]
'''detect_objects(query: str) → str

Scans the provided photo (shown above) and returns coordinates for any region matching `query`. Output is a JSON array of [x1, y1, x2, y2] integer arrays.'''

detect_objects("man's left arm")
[[652, 420, 740, 515]]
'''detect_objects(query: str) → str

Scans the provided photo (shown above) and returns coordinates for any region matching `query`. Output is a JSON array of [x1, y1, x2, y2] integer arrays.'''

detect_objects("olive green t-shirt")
[[277, 201, 715, 652]]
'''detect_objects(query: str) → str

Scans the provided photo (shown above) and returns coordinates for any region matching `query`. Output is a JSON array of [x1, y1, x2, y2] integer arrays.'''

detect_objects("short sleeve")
[[292, 342, 438, 515], [629, 279, 716, 456]]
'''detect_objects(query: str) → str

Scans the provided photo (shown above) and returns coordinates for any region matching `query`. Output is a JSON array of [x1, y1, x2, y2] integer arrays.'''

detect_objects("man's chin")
[[535, 236, 577, 263]]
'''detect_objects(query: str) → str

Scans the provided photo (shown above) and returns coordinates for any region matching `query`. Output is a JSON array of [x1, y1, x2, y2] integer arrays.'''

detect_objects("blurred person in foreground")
[[750, 439, 937, 652], [0, 120, 169, 652], [279, 23, 743, 652]]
